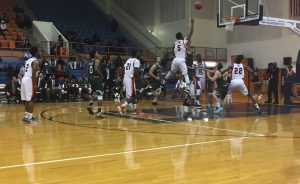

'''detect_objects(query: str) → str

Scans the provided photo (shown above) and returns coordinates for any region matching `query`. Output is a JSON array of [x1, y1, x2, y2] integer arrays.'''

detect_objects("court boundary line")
[[0, 137, 250, 170]]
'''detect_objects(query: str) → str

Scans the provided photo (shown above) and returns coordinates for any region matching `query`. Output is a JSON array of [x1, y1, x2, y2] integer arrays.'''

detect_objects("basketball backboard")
[[217, 0, 263, 28]]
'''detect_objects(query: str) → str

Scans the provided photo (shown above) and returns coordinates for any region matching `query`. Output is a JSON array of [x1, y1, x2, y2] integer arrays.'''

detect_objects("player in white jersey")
[[223, 55, 262, 114], [118, 51, 141, 115], [163, 19, 194, 103], [21, 46, 40, 123], [190, 54, 206, 107]]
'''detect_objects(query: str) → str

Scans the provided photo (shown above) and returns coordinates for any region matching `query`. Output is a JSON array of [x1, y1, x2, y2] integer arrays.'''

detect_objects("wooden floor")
[[0, 99, 300, 184]]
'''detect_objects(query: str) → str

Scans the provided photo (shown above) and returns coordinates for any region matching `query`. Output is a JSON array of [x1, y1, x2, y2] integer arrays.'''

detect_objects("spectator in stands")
[[23, 37, 31, 48], [0, 20, 7, 34], [114, 55, 124, 69], [42, 62, 52, 77], [40, 57, 48, 71], [7, 64, 14, 80], [15, 65, 21, 77], [5, 76, 21, 103], [54, 64, 64, 79], [57, 57, 65, 66], [1, 13, 9, 23], [49, 57, 57, 68], [67, 57, 77, 70], [58, 35, 64, 47], [0, 63, 5, 72], [78, 56, 85, 69], [286, 65, 296, 81]]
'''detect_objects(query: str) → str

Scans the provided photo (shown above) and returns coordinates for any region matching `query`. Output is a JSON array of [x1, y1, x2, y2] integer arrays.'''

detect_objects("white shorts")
[[21, 77, 35, 101], [227, 79, 248, 96], [190, 77, 205, 96], [170, 58, 187, 75], [124, 77, 135, 99]]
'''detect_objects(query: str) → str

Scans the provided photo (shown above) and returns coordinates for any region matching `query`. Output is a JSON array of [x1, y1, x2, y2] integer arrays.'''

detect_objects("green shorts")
[[150, 79, 161, 90], [89, 76, 104, 93], [214, 85, 228, 100]]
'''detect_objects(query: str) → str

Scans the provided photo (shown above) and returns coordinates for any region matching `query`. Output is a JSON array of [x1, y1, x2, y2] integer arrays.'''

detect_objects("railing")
[[1, 40, 227, 62]]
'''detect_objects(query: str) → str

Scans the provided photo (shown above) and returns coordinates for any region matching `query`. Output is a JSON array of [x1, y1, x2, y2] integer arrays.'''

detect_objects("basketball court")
[[0, 98, 300, 183], [1, 0, 300, 183]]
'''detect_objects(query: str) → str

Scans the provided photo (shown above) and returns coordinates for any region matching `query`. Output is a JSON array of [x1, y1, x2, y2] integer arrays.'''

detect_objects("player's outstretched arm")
[[221, 64, 233, 74], [187, 19, 194, 42]]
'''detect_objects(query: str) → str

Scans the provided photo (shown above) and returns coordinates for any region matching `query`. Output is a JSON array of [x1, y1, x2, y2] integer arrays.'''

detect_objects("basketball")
[[194, 1, 203, 10]]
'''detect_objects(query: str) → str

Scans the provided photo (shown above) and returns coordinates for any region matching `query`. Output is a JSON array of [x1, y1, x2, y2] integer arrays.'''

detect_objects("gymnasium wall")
[[226, 0, 300, 69], [110, 0, 226, 48]]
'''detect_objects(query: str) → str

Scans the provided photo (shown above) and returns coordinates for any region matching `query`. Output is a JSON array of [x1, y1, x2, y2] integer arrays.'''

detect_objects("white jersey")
[[124, 58, 140, 78], [24, 57, 38, 78], [193, 61, 206, 78], [174, 39, 188, 58], [232, 63, 244, 79]]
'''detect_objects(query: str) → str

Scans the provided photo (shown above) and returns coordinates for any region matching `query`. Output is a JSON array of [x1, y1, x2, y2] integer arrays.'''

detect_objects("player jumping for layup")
[[163, 19, 194, 104], [21, 46, 39, 123], [118, 51, 141, 115], [86, 51, 105, 118], [223, 55, 262, 114]]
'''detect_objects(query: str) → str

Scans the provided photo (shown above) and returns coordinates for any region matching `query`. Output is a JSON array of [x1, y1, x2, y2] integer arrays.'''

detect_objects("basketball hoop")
[[223, 16, 240, 31]]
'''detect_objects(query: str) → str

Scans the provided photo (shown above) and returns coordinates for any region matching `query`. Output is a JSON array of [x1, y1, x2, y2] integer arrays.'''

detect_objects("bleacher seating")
[[0, 0, 27, 48], [25, 0, 135, 48]]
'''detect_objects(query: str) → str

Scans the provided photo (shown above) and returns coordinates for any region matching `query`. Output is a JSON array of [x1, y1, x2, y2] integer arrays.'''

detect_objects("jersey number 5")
[[234, 68, 243, 75], [177, 45, 181, 51]]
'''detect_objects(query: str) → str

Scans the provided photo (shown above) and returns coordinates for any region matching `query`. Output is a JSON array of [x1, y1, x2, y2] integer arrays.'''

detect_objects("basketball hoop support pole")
[[260, 16, 300, 35]]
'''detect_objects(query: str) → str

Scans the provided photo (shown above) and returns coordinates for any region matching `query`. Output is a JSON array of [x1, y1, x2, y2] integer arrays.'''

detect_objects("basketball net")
[[223, 16, 240, 31]]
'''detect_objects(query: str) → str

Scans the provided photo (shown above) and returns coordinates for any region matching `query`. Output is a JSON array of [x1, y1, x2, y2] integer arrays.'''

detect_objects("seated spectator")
[[5, 76, 21, 103], [1, 13, 9, 23], [7, 64, 14, 79], [15, 65, 21, 76], [42, 62, 53, 77], [114, 55, 124, 69], [0, 20, 7, 34], [58, 35, 64, 47], [0, 63, 5, 72], [286, 65, 296, 81], [78, 56, 86, 69], [54, 64, 64, 79], [49, 57, 57, 68], [67, 57, 77, 70], [57, 57, 65, 66], [23, 37, 31, 48]]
